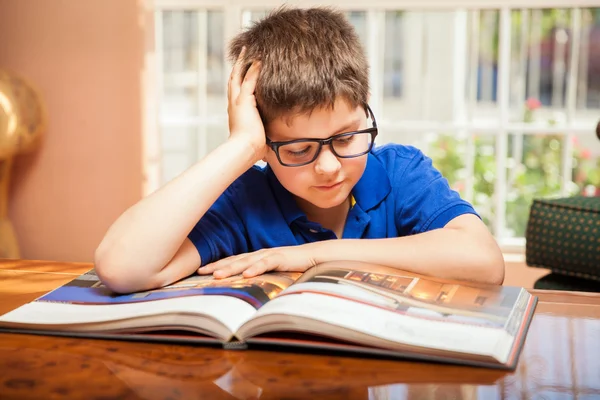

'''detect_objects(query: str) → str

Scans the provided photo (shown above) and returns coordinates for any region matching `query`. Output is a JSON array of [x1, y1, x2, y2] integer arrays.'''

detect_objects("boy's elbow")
[[486, 262, 505, 286], [94, 246, 154, 294], [479, 247, 505, 286], [94, 248, 129, 294]]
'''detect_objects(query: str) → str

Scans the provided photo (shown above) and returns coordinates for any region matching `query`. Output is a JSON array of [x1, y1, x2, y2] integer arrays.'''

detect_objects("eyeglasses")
[[266, 104, 378, 167]]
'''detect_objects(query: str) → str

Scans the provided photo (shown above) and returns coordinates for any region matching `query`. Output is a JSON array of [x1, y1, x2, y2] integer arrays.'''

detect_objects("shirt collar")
[[352, 152, 392, 211]]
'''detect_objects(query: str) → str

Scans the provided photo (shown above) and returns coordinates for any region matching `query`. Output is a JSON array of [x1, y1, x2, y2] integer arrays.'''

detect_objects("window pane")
[[161, 10, 225, 119], [530, 9, 570, 108], [507, 9, 573, 124], [161, 126, 194, 152], [466, 10, 500, 123], [475, 10, 499, 104], [205, 124, 229, 155], [572, 134, 600, 196], [242, 9, 269, 27], [420, 132, 495, 232], [382, 11, 461, 123], [162, 10, 199, 118], [428, 134, 468, 197], [505, 133, 564, 238], [163, 11, 198, 74], [161, 149, 195, 185], [580, 8, 600, 109], [345, 11, 367, 47], [473, 135, 496, 231], [207, 11, 225, 96], [507, 9, 600, 124], [428, 134, 496, 232], [383, 11, 404, 99], [207, 11, 226, 118]]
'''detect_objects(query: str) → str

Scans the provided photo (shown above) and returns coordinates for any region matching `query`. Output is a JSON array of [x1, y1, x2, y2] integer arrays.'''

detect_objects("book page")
[[39, 269, 302, 309], [0, 269, 302, 338], [245, 292, 509, 361], [287, 266, 521, 328], [240, 264, 531, 362]]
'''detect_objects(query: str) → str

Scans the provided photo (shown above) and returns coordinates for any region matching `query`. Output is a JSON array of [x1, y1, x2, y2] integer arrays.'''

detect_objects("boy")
[[95, 7, 504, 294]]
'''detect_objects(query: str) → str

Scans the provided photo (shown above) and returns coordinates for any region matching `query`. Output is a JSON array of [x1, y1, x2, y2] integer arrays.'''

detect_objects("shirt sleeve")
[[187, 186, 249, 266], [395, 148, 479, 235]]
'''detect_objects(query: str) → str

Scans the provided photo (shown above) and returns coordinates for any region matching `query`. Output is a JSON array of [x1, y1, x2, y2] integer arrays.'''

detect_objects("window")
[[149, 1, 600, 250]]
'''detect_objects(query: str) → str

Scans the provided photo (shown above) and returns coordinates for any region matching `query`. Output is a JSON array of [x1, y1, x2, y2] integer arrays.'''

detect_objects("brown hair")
[[228, 7, 369, 125]]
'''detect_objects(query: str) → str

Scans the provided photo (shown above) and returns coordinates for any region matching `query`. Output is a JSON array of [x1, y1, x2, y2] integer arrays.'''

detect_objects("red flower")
[[525, 97, 541, 111], [581, 149, 591, 160]]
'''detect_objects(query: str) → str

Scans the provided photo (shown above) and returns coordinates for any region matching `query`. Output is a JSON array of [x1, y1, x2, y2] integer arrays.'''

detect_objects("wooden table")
[[1, 259, 599, 399]]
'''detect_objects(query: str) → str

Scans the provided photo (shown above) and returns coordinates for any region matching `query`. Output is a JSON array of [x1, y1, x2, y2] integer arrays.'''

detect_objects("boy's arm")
[[198, 213, 505, 285], [310, 213, 505, 284], [95, 55, 265, 294], [95, 140, 256, 293]]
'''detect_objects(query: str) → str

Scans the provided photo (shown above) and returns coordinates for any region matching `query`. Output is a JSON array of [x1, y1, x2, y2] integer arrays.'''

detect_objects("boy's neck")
[[295, 195, 351, 238]]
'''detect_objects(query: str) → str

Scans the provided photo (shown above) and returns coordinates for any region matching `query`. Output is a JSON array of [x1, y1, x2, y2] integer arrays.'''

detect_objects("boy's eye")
[[284, 145, 312, 158], [334, 135, 355, 145]]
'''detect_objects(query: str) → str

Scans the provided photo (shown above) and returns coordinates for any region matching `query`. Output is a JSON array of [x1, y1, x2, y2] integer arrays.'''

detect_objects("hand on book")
[[197, 244, 318, 279]]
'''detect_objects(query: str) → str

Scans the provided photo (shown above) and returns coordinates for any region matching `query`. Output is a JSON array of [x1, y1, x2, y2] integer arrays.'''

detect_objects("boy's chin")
[[303, 193, 350, 210]]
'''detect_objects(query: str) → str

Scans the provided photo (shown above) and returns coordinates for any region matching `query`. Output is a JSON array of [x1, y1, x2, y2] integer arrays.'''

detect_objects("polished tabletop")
[[0, 259, 599, 399]]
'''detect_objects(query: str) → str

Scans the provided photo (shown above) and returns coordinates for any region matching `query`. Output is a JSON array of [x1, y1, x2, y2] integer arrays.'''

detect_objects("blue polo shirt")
[[188, 143, 478, 266]]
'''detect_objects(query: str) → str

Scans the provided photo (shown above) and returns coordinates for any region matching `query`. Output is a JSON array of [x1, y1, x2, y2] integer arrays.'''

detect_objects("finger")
[[241, 255, 279, 278], [238, 61, 261, 101], [228, 46, 246, 103], [197, 253, 244, 275], [214, 252, 267, 279], [213, 261, 251, 279]]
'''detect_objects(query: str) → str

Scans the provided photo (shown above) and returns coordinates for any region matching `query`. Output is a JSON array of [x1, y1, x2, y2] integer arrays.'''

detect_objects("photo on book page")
[[38, 270, 302, 309], [286, 268, 522, 329]]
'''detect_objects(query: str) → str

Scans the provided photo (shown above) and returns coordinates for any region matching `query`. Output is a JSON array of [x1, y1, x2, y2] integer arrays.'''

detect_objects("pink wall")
[[0, 0, 144, 262]]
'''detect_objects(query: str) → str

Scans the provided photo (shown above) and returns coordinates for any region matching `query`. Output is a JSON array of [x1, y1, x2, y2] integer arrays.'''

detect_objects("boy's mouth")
[[314, 181, 343, 190]]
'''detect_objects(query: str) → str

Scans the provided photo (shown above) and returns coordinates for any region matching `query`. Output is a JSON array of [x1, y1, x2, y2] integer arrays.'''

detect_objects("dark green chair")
[[525, 196, 600, 292]]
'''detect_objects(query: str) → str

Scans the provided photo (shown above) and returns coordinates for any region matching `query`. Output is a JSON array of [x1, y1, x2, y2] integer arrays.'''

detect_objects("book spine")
[[222, 341, 248, 350]]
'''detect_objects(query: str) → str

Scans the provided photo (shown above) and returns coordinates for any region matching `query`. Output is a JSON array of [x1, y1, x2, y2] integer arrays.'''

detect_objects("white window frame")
[[142, 0, 600, 254]]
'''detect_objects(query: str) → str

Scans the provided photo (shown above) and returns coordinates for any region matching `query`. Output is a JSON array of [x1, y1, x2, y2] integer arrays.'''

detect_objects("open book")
[[0, 261, 537, 369]]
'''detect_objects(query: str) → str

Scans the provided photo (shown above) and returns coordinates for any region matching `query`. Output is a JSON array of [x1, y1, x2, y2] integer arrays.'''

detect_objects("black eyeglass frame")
[[265, 104, 378, 167]]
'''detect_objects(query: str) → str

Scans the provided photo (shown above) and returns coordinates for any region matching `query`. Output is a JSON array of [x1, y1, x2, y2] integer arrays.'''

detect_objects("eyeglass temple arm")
[[365, 104, 377, 128]]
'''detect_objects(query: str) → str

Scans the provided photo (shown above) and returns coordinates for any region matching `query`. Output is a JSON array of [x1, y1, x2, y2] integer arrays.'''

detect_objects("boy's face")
[[265, 98, 369, 212]]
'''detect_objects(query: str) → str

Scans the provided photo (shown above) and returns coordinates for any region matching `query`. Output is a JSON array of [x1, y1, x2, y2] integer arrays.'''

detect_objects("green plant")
[[429, 98, 597, 238]]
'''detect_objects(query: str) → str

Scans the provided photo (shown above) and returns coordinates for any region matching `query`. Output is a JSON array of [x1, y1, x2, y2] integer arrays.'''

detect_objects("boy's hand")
[[228, 47, 267, 161], [197, 245, 318, 279]]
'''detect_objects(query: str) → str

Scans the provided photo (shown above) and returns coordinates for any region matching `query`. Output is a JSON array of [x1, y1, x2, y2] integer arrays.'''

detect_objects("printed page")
[[241, 265, 530, 362], [0, 269, 302, 338], [245, 292, 508, 360], [289, 266, 521, 328]]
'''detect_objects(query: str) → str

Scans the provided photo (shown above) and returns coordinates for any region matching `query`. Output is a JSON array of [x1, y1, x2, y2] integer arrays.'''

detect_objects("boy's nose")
[[314, 146, 341, 175]]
